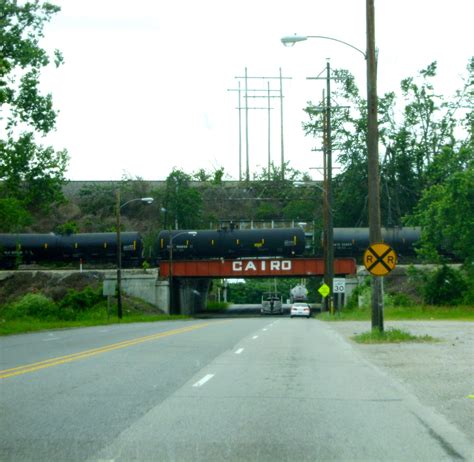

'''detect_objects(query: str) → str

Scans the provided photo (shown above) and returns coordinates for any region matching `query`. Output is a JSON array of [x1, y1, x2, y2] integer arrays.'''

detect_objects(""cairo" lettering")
[[232, 260, 292, 272]]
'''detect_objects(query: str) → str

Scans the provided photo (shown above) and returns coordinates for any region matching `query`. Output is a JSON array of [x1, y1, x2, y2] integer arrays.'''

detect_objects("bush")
[[345, 278, 370, 310], [4, 293, 58, 320], [385, 293, 412, 307], [206, 301, 229, 311], [423, 265, 468, 305], [462, 264, 474, 305], [58, 287, 103, 312]]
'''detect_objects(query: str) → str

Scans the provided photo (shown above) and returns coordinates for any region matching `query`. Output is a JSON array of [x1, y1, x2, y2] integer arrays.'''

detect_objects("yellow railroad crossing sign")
[[363, 243, 398, 276]]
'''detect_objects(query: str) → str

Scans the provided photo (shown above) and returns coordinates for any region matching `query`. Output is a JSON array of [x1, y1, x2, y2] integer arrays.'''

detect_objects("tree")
[[164, 169, 203, 229], [303, 60, 473, 228], [0, 0, 68, 229], [405, 59, 474, 263], [408, 157, 474, 264]]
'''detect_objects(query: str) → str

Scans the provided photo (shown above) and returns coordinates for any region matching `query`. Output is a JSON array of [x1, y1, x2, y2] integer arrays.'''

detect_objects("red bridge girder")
[[159, 258, 356, 278]]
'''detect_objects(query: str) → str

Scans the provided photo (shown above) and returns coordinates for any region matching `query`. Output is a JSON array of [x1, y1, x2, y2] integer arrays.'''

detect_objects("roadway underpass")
[[159, 257, 356, 314]]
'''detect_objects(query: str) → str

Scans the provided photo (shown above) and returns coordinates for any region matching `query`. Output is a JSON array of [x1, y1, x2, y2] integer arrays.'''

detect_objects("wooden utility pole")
[[366, 0, 384, 331], [115, 189, 123, 319], [325, 61, 334, 314]]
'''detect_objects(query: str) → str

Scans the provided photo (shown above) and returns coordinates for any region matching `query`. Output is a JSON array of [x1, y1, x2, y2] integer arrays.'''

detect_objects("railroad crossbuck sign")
[[363, 243, 398, 276]]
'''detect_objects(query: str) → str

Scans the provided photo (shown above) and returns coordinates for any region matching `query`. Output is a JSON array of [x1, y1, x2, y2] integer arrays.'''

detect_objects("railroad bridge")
[[159, 257, 356, 314]]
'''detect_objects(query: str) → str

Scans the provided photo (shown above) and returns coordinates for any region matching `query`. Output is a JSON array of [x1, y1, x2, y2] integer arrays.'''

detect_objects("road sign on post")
[[333, 278, 346, 293], [318, 283, 330, 298], [363, 243, 397, 276]]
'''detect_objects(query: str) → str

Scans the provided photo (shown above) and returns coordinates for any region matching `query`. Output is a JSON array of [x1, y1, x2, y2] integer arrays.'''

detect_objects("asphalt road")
[[1, 318, 472, 462]]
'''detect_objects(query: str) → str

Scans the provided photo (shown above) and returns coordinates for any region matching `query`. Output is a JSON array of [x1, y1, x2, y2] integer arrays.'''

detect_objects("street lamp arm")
[[281, 34, 366, 59], [307, 36, 366, 59], [115, 193, 153, 320], [120, 197, 154, 209]]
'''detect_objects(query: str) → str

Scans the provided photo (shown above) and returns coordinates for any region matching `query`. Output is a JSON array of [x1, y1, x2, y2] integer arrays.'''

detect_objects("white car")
[[290, 303, 311, 318]]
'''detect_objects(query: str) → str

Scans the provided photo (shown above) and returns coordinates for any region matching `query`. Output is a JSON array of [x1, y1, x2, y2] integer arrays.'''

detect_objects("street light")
[[167, 230, 197, 313], [115, 191, 154, 319], [295, 179, 332, 310], [281, 0, 383, 330], [281, 34, 366, 59]]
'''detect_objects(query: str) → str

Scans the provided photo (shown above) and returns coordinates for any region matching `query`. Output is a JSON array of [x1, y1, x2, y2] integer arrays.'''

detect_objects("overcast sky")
[[39, 0, 473, 181]]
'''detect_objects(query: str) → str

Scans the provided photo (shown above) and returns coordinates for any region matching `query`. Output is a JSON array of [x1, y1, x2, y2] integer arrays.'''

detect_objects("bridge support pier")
[[168, 278, 211, 315]]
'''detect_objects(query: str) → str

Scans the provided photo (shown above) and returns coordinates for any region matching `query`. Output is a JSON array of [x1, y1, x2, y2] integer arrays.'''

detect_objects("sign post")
[[333, 278, 346, 311], [318, 283, 332, 313], [363, 243, 398, 331]]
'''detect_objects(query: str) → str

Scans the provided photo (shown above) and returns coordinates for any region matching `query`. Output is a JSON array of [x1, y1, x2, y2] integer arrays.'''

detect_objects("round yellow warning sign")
[[363, 243, 398, 276]]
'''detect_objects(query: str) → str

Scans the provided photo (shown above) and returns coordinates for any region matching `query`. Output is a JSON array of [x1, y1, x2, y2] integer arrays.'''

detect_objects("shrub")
[[58, 287, 103, 312], [4, 293, 58, 320], [462, 264, 474, 305], [206, 301, 229, 311], [345, 278, 370, 310], [423, 265, 468, 305], [385, 293, 412, 307]]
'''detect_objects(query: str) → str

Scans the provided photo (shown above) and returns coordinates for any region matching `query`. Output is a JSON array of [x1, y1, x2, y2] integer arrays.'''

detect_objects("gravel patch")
[[324, 320, 474, 445]]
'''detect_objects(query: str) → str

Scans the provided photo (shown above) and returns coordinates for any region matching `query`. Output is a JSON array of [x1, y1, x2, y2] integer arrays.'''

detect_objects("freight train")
[[0, 232, 143, 269], [0, 227, 424, 269], [155, 228, 306, 260], [330, 227, 422, 258]]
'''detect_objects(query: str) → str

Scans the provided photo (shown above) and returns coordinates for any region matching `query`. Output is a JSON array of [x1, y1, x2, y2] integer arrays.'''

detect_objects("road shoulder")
[[323, 320, 474, 446]]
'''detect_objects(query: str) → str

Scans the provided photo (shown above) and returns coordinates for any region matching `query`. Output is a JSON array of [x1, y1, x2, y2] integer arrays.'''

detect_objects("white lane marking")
[[193, 374, 215, 387], [235, 348, 244, 355], [252, 335, 258, 339], [262, 328, 268, 331], [43, 334, 60, 341]]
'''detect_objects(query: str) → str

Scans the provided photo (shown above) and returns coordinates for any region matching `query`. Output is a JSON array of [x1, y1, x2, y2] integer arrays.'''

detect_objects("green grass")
[[352, 328, 439, 344], [0, 313, 190, 336], [0, 290, 192, 336], [204, 301, 230, 312], [318, 304, 474, 321]]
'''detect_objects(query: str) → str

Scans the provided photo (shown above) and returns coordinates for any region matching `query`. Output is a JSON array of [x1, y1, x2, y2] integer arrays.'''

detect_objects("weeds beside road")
[[318, 304, 474, 322]]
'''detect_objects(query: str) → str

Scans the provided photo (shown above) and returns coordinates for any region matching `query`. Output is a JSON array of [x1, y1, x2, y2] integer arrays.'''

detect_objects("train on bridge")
[[0, 226, 430, 269]]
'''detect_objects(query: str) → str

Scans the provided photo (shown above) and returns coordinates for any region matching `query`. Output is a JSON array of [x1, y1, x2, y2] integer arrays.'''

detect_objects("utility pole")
[[308, 64, 344, 312], [234, 69, 292, 180], [228, 82, 280, 181], [325, 61, 334, 314], [279, 68, 285, 180], [367, 0, 384, 331], [322, 90, 329, 311], [115, 189, 122, 319]]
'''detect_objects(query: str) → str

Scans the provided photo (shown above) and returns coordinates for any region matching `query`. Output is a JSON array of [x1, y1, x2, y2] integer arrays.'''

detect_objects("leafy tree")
[[0, 197, 31, 231], [408, 161, 474, 264], [405, 59, 473, 263], [303, 60, 473, 228], [54, 221, 78, 235], [164, 169, 203, 228], [193, 167, 226, 184], [0, 0, 68, 225]]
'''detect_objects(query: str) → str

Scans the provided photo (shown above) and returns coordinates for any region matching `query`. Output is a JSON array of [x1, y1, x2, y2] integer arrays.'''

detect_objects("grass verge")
[[318, 304, 474, 321], [204, 301, 230, 312], [352, 328, 439, 344], [0, 313, 191, 336]]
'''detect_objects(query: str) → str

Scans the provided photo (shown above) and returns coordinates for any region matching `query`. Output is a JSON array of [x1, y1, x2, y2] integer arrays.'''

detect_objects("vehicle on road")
[[261, 292, 283, 315], [290, 284, 308, 303], [290, 302, 311, 318]]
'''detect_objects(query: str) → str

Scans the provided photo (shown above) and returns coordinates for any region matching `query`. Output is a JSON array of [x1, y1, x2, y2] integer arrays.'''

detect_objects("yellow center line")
[[0, 321, 224, 380]]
